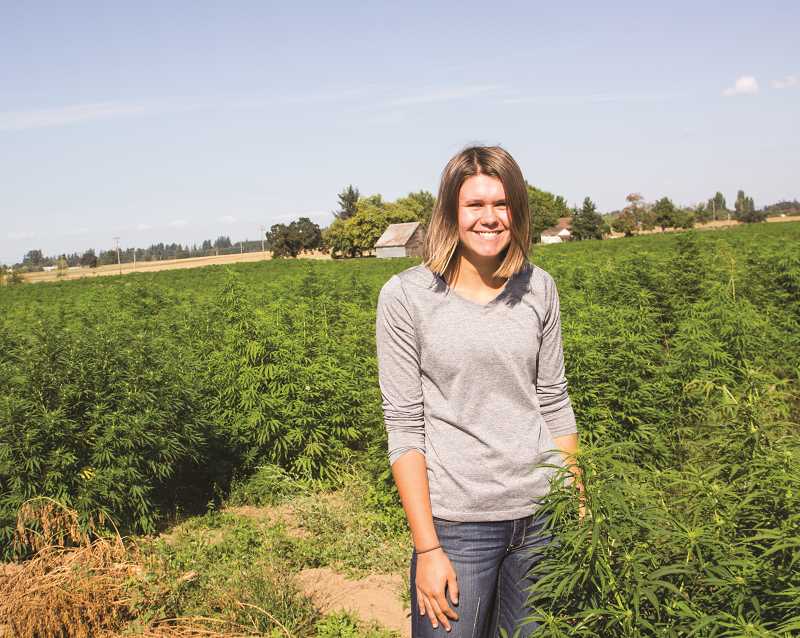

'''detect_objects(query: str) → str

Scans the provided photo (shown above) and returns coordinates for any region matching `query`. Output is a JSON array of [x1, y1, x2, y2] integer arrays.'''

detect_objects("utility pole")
[[259, 225, 266, 252], [113, 236, 121, 275]]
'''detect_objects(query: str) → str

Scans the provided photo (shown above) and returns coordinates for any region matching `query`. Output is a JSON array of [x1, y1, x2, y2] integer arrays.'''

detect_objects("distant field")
[[21, 248, 331, 283], [18, 215, 800, 284]]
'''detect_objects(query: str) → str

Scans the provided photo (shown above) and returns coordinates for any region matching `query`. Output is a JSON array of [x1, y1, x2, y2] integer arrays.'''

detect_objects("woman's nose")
[[480, 206, 502, 223]]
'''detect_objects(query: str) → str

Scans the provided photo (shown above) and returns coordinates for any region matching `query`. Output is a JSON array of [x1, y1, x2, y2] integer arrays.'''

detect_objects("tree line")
[[3, 185, 788, 275]]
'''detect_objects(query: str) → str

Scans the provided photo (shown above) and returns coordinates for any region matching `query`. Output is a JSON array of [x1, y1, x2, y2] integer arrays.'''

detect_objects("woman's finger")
[[429, 593, 452, 631], [422, 594, 439, 629], [416, 586, 425, 616]]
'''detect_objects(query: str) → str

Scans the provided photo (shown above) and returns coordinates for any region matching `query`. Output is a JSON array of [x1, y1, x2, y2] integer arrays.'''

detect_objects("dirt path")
[[226, 503, 411, 637], [296, 567, 410, 638]]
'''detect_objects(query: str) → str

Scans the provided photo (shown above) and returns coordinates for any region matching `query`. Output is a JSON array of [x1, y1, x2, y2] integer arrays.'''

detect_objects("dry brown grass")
[[0, 499, 268, 638], [1, 498, 138, 638]]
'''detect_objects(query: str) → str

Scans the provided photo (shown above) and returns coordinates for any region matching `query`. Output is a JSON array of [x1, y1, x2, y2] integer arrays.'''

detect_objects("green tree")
[[527, 183, 570, 243], [322, 217, 355, 258], [22, 249, 45, 270], [693, 202, 712, 223], [610, 210, 637, 236], [293, 217, 323, 252], [322, 193, 418, 258], [673, 207, 696, 229], [615, 193, 655, 232], [80, 249, 98, 268], [334, 185, 360, 220], [267, 223, 303, 258], [706, 192, 727, 220], [214, 236, 232, 250], [734, 191, 766, 223], [733, 189, 763, 222], [653, 197, 677, 231], [570, 197, 604, 241], [395, 190, 435, 226]]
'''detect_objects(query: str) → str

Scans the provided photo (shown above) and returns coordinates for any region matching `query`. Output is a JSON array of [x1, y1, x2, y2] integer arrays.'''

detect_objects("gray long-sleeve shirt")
[[375, 259, 578, 521]]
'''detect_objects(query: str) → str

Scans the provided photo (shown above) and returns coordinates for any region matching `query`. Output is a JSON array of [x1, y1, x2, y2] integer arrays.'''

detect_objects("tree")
[[527, 183, 570, 243], [693, 202, 712, 223], [673, 208, 696, 229], [214, 236, 232, 250], [267, 223, 303, 258], [293, 217, 323, 252], [611, 210, 637, 236], [334, 185, 360, 220], [734, 190, 766, 223], [653, 197, 677, 231], [322, 217, 355, 258], [22, 249, 45, 270], [612, 193, 655, 233], [706, 192, 727, 220], [80, 249, 98, 268], [570, 197, 604, 241], [395, 190, 436, 226]]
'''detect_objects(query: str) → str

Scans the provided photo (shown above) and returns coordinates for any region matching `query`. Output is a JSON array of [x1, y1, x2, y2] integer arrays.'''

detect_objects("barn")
[[540, 217, 573, 244], [375, 221, 426, 258]]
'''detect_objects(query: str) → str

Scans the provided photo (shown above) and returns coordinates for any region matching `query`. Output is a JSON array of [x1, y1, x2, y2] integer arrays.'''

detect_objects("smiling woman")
[[376, 145, 583, 638]]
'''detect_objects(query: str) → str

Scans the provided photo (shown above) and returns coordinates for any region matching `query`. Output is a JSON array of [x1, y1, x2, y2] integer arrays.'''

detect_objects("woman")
[[375, 146, 582, 638]]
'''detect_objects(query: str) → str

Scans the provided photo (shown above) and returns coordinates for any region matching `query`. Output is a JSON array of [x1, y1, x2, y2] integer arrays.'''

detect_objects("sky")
[[1, 1, 798, 265]]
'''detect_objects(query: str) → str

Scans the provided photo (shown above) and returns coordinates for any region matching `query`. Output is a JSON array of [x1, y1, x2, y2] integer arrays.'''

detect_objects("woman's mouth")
[[474, 230, 503, 240]]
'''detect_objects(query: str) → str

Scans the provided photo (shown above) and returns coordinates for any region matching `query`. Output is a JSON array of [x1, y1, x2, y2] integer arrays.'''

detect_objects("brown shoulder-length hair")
[[423, 145, 531, 283]]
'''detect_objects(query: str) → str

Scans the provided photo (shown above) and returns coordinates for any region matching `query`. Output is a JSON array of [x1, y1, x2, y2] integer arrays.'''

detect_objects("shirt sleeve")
[[375, 275, 426, 465], [536, 273, 578, 438]]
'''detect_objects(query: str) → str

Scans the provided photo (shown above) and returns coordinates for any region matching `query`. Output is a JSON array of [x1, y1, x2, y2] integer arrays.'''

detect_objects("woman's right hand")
[[415, 548, 460, 631]]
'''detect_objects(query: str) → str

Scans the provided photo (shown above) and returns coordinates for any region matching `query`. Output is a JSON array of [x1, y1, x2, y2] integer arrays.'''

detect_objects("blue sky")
[[1, 1, 798, 265]]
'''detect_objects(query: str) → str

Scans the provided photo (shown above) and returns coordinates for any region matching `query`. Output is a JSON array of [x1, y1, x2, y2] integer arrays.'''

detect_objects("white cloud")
[[7, 231, 35, 240], [771, 74, 798, 89], [168, 219, 189, 228], [0, 102, 153, 132], [217, 215, 237, 224], [722, 75, 759, 96], [64, 227, 90, 236], [502, 92, 673, 105], [136, 223, 153, 231], [0, 98, 211, 132], [380, 84, 502, 108]]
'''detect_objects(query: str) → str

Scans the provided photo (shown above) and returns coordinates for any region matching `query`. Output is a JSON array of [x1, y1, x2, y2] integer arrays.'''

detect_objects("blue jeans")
[[410, 510, 553, 638]]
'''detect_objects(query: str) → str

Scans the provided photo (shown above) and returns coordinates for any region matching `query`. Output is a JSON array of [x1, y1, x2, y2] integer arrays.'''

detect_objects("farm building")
[[540, 217, 573, 244], [375, 221, 426, 258]]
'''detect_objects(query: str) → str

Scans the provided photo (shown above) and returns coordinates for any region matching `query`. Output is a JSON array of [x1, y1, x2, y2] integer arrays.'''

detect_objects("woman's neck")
[[449, 251, 506, 289]]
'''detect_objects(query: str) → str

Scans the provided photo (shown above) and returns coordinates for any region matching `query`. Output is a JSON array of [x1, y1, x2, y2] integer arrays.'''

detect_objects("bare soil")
[[225, 501, 410, 636], [295, 567, 410, 638]]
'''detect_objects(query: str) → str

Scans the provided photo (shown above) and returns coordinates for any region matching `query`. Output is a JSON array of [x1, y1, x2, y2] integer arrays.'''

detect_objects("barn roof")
[[375, 221, 423, 247], [540, 217, 573, 237]]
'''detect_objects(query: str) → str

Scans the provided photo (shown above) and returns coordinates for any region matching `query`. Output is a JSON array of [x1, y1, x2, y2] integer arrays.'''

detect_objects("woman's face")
[[457, 174, 513, 262]]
